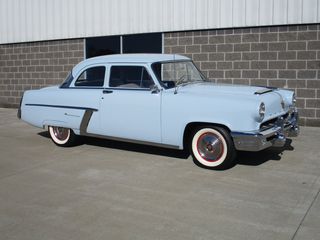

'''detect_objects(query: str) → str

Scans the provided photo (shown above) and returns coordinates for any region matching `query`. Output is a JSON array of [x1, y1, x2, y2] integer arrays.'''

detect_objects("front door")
[[99, 65, 161, 143]]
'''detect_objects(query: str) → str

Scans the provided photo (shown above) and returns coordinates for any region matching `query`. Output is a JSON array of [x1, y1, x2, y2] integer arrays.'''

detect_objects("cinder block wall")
[[0, 39, 84, 107], [0, 25, 319, 127], [164, 24, 320, 127]]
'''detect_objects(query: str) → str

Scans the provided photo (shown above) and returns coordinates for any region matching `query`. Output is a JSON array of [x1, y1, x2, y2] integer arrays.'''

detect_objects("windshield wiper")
[[174, 79, 203, 94], [174, 75, 187, 94]]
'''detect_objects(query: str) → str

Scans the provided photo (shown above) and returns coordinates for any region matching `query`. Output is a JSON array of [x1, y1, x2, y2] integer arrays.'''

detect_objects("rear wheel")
[[48, 126, 77, 147], [190, 126, 236, 170]]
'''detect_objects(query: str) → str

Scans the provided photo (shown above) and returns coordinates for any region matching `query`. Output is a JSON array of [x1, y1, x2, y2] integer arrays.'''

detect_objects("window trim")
[[107, 64, 156, 90], [70, 64, 107, 88]]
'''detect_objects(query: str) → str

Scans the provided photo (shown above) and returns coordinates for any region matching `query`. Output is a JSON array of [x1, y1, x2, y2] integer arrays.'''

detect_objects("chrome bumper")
[[231, 109, 299, 152]]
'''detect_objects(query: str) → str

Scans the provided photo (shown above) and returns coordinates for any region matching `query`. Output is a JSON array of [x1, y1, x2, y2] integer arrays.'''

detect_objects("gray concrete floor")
[[0, 108, 319, 240]]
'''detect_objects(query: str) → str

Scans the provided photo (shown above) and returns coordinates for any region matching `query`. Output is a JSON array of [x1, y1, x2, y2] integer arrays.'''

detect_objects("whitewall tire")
[[48, 126, 76, 147], [190, 126, 236, 170]]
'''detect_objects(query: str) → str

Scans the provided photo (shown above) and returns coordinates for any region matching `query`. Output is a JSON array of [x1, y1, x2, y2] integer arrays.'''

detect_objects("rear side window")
[[109, 66, 154, 89], [74, 66, 105, 87]]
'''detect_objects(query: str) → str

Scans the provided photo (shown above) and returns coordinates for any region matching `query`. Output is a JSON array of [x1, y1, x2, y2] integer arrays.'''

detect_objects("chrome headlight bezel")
[[259, 102, 265, 122]]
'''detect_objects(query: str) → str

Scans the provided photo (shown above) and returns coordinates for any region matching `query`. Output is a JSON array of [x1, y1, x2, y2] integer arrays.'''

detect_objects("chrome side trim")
[[79, 109, 180, 150], [79, 110, 94, 135], [25, 104, 98, 112]]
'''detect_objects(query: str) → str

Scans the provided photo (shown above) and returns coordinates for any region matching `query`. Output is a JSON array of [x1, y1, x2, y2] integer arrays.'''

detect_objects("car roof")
[[72, 54, 190, 75]]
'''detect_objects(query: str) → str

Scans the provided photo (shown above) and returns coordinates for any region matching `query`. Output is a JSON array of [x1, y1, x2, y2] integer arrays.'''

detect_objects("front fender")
[[161, 92, 260, 149]]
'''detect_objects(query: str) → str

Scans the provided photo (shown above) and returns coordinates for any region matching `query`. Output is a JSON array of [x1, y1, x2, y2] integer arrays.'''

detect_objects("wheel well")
[[182, 122, 231, 150]]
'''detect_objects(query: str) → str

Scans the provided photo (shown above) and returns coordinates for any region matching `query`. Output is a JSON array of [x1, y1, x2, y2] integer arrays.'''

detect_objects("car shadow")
[[38, 131, 294, 167], [83, 136, 190, 159], [236, 139, 294, 166], [37, 131, 190, 159], [38, 131, 50, 138]]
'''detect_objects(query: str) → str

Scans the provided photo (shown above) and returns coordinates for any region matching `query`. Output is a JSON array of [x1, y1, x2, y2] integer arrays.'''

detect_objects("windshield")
[[152, 61, 207, 89]]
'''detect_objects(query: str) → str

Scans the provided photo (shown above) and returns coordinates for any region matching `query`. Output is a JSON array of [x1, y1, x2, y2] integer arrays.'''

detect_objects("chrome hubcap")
[[197, 133, 224, 162], [52, 127, 69, 141]]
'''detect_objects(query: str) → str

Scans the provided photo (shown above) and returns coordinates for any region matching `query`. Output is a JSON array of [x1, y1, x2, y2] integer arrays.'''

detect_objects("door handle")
[[103, 90, 113, 94]]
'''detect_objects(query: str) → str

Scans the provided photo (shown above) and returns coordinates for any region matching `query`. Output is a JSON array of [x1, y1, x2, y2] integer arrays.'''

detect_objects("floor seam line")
[[291, 178, 320, 240]]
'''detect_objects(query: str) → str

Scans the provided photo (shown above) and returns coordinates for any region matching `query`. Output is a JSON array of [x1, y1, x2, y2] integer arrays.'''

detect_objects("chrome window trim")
[[71, 64, 107, 88], [108, 64, 156, 89]]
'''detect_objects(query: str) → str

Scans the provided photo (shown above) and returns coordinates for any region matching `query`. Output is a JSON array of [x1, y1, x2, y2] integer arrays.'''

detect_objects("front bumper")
[[231, 109, 299, 152]]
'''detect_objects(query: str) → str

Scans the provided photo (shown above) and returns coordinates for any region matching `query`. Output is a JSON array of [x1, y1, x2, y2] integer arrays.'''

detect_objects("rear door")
[[60, 65, 106, 134]]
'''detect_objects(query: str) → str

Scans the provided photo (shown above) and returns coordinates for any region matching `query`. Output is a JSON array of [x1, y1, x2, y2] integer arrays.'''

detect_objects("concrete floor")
[[0, 107, 319, 240]]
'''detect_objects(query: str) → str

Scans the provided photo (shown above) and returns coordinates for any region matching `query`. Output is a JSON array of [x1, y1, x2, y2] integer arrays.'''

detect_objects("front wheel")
[[48, 126, 77, 147], [190, 126, 236, 170]]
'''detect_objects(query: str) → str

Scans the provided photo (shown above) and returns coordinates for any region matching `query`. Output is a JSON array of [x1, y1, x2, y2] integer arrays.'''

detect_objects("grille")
[[260, 113, 289, 131]]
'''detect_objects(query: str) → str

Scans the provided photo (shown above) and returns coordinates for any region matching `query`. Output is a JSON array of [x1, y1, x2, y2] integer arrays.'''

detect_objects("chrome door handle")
[[103, 90, 113, 94]]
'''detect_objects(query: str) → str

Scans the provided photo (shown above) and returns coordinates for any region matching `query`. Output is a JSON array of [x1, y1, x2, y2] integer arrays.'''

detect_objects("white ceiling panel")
[[0, 0, 319, 44]]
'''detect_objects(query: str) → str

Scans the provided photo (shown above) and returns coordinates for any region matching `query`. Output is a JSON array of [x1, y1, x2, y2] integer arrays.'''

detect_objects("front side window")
[[152, 61, 206, 89], [109, 66, 154, 89], [74, 66, 105, 87]]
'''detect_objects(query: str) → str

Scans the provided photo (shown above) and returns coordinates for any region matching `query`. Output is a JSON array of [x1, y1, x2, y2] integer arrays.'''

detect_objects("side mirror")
[[150, 85, 160, 94]]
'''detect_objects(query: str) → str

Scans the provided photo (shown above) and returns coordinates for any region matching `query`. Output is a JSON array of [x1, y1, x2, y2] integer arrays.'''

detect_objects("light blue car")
[[18, 54, 299, 169]]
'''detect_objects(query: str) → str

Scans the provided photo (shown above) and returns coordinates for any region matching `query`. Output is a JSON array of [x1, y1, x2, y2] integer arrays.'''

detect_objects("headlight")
[[259, 102, 265, 121]]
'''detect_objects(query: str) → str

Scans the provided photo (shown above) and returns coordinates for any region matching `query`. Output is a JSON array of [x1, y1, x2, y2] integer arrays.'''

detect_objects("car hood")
[[40, 85, 60, 91], [176, 82, 272, 96], [172, 82, 292, 121]]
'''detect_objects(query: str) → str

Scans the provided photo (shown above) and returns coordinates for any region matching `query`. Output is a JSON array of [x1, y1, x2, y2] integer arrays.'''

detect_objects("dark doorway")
[[85, 33, 162, 58], [86, 36, 120, 58], [123, 33, 162, 54]]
